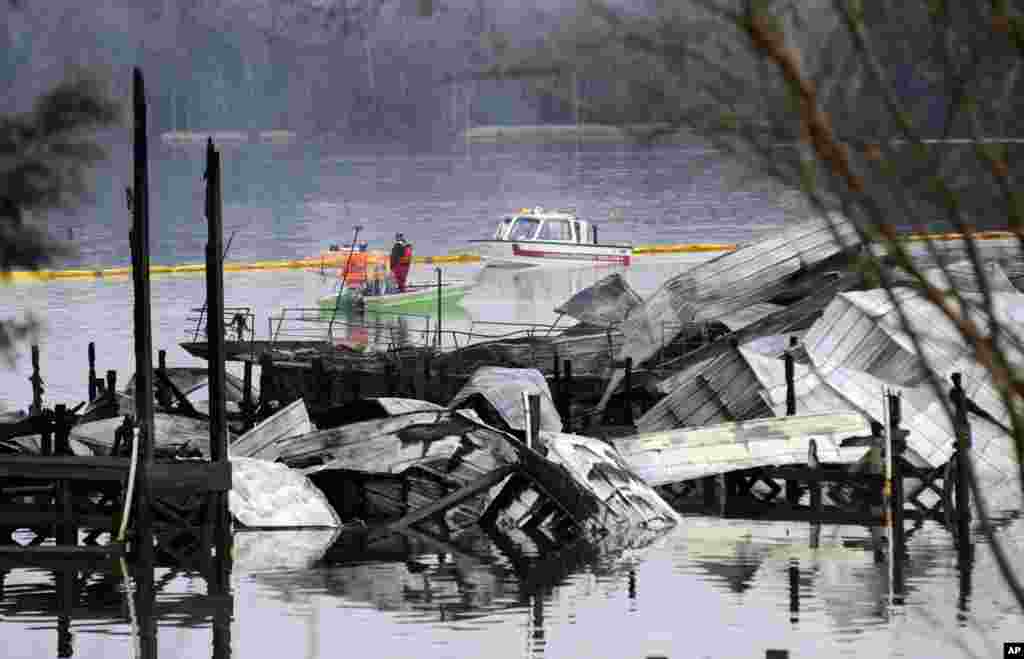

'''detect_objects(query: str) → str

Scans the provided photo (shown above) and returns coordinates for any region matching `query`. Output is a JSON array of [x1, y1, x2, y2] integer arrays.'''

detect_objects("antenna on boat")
[[328, 224, 363, 339]]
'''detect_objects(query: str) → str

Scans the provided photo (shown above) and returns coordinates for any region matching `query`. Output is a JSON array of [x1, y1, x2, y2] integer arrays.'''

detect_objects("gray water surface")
[[1, 142, 1020, 658]]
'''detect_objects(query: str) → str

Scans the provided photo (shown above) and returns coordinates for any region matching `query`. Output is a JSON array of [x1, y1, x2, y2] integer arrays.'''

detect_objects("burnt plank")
[[0, 456, 130, 482], [149, 461, 232, 494], [389, 465, 516, 531]]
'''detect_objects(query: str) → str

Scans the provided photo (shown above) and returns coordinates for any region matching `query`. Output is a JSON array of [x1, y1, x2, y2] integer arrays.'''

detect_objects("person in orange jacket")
[[390, 232, 412, 292]]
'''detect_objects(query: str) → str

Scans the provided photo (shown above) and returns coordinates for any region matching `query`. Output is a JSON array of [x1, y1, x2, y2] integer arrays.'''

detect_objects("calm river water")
[[1, 140, 1021, 658]]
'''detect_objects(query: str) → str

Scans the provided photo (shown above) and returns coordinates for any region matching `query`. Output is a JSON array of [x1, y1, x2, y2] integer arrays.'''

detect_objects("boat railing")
[[185, 306, 256, 346], [267, 307, 435, 350]]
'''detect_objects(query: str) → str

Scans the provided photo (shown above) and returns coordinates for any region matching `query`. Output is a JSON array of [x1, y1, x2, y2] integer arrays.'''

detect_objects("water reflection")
[[2, 516, 1023, 659]]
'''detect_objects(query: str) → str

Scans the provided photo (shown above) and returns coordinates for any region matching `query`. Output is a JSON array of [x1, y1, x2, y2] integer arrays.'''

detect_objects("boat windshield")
[[536, 218, 573, 242], [495, 217, 513, 239], [507, 216, 540, 240]]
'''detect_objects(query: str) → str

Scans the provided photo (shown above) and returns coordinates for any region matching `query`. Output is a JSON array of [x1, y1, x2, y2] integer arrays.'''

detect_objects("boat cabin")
[[494, 208, 599, 245]]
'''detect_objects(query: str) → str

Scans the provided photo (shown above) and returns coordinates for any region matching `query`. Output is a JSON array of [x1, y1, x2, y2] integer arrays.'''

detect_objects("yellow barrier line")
[[2, 230, 1016, 283]]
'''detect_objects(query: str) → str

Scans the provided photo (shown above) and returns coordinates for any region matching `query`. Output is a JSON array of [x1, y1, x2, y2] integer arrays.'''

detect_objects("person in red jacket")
[[390, 232, 413, 292]]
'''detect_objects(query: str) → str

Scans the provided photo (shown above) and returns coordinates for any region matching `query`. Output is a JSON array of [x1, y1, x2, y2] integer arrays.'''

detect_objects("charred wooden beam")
[[389, 465, 516, 531]]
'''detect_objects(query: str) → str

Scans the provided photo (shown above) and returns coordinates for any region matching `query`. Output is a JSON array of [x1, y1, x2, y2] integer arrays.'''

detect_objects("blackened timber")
[[389, 465, 516, 531], [205, 138, 228, 465], [88, 343, 97, 402], [131, 67, 155, 569], [154, 368, 205, 419], [0, 455, 230, 492], [30, 345, 42, 415]]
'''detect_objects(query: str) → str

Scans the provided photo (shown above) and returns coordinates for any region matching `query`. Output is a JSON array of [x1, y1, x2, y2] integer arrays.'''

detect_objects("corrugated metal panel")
[[639, 341, 789, 433], [448, 367, 562, 433], [715, 303, 787, 330], [232, 398, 313, 459], [602, 213, 860, 410], [539, 431, 681, 529], [554, 272, 643, 326], [374, 398, 445, 415], [759, 357, 1015, 480], [614, 412, 872, 485]]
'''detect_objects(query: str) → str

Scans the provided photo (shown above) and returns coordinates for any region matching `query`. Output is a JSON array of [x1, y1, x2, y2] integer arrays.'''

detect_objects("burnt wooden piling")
[[951, 372, 973, 557], [105, 370, 117, 405], [204, 136, 232, 582], [258, 354, 275, 411], [242, 360, 254, 427], [526, 393, 542, 450], [435, 267, 443, 348], [887, 391, 906, 596], [788, 559, 799, 624], [40, 408, 53, 456], [30, 345, 43, 416], [784, 336, 798, 416], [783, 336, 799, 501], [312, 358, 326, 408], [623, 357, 633, 425], [88, 343, 97, 402], [562, 360, 573, 431], [54, 404, 71, 456], [130, 67, 155, 569]]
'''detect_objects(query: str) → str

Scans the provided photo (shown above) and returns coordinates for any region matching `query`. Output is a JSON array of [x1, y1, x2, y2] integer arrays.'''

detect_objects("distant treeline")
[[1, 0, 588, 144]]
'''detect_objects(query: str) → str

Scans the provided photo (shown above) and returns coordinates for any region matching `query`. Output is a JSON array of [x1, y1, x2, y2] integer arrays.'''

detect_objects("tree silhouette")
[[0, 72, 119, 357]]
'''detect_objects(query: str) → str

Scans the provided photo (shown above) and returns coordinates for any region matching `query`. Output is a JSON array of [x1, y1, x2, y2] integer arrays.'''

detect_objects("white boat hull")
[[469, 239, 632, 267]]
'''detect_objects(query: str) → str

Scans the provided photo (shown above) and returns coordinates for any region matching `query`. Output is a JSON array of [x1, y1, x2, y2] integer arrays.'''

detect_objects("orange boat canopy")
[[337, 250, 390, 286]]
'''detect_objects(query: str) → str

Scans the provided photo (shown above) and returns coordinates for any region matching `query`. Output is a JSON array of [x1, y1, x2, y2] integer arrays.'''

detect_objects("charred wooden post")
[[784, 336, 798, 415], [347, 362, 361, 402], [54, 404, 71, 456], [258, 354, 274, 411], [888, 392, 905, 581], [106, 370, 117, 401], [414, 351, 427, 400], [783, 339, 799, 500], [30, 345, 43, 416], [204, 138, 228, 464], [623, 357, 634, 425], [322, 361, 334, 406], [56, 568, 75, 657], [242, 360, 254, 427], [40, 408, 53, 456], [809, 480, 823, 513], [951, 372, 973, 557], [702, 475, 717, 509], [158, 349, 166, 373], [312, 358, 325, 408], [435, 267, 443, 349], [88, 342, 97, 402], [887, 391, 906, 589], [809, 522, 821, 549], [527, 393, 541, 450], [562, 360, 573, 430], [130, 68, 156, 570], [385, 357, 397, 396], [203, 136, 232, 585], [439, 361, 449, 402], [788, 558, 799, 624], [715, 473, 728, 515]]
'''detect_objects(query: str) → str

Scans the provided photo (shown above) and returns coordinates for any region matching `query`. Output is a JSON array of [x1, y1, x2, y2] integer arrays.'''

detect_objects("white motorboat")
[[468, 207, 633, 267]]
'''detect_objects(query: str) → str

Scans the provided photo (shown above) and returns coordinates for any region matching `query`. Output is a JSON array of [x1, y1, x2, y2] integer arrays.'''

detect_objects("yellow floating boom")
[[1, 230, 1015, 283]]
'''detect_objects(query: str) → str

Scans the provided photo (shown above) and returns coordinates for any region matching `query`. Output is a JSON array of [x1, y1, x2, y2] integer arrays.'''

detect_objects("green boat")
[[318, 279, 472, 315]]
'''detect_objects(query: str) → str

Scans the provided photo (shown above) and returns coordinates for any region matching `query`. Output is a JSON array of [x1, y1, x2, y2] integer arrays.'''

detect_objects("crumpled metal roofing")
[[598, 212, 860, 412], [448, 366, 562, 433], [553, 272, 642, 327]]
